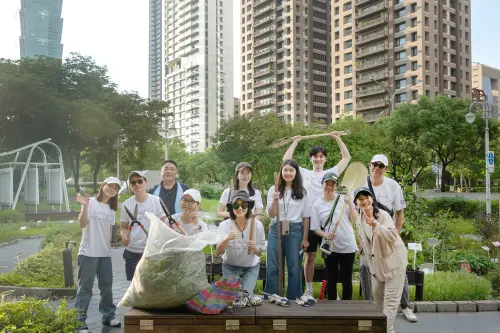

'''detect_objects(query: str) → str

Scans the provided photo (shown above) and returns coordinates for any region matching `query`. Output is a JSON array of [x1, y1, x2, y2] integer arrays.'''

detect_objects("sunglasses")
[[232, 203, 248, 210], [371, 162, 386, 169], [130, 179, 144, 186], [182, 198, 197, 204]]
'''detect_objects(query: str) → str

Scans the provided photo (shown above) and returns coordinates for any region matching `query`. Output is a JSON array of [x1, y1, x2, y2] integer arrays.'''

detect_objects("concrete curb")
[[414, 300, 500, 313], [0, 234, 45, 248], [0, 285, 76, 298]]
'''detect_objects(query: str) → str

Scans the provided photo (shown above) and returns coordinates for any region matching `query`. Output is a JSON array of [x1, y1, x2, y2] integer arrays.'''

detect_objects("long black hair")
[[233, 169, 256, 197], [278, 159, 306, 200]]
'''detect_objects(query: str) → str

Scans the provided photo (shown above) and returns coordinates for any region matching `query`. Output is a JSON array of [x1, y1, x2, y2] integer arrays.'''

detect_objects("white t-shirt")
[[266, 186, 311, 223], [78, 197, 115, 257], [121, 194, 166, 254], [217, 219, 266, 267], [171, 213, 208, 235], [299, 165, 339, 205], [365, 177, 406, 213], [219, 187, 264, 212], [310, 196, 358, 254]]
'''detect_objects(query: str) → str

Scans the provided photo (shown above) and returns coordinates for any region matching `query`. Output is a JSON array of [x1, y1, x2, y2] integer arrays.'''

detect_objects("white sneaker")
[[103, 319, 122, 327], [79, 329, 90, 333], [402, 307, 418, 323], [301, 290, 315, 302]]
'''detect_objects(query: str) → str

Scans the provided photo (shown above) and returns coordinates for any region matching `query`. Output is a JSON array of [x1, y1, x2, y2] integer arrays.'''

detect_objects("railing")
[[357, 42, 388, 57], [356, 2, 387, 19]]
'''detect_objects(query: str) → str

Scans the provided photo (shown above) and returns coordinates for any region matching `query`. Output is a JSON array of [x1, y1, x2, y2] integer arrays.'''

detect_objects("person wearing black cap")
[[216, 162, 264, 219], [216, 190, 266, 306], [309, 172, 357, 301], [353, 187, 408, 333]]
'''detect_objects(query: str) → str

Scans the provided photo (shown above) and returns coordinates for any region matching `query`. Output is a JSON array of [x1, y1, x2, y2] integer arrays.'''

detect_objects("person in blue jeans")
[[216, 190, 266, 306], [265, 159, 311, 300], [74, 177, 122, 333]]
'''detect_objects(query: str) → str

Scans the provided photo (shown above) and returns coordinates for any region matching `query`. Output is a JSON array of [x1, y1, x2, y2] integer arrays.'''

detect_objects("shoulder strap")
[[367, 176, 394, 217], [367, 176, 377, 202], [321, 195, 341, 231]]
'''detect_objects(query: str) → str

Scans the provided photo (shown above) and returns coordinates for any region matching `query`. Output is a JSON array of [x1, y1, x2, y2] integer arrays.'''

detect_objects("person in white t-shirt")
[[310, 172, 357, 301], [170, 189, 208, 235], [216, 190, 266, 306], [265, 159, 311, 301], [358, 154, 417, 323], [74, 177, 122, 333], [216, 162, 264, 218], [283, 133, 351, 298], [120, 171, 166, 281]]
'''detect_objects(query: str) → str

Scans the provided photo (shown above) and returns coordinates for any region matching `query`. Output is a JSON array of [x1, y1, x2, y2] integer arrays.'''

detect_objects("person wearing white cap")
[[121, 171, 166, 281], [74, 177, 122, 332], [170, 189, 208, 235], [358, 154, 417, 323]]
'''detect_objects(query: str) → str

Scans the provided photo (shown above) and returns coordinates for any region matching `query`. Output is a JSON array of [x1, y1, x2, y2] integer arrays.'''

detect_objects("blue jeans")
[[74, 256, 116, 328], [222, 263, 260, 297], [265, 222, 303, 300]]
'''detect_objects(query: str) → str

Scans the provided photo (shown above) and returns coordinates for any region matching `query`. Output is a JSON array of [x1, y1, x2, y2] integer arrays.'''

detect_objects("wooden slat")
[[125, 325, 386, 333]]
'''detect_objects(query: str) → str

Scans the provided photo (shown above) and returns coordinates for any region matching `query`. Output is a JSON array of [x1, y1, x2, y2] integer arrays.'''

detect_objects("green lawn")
[[201, 198, 220, 214], [0, 221, 69, 244], [451, 218, 476, 235]]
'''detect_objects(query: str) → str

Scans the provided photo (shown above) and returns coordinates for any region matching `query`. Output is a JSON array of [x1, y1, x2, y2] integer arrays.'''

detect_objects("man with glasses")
[[149, 160, 189, 214], [359, 154, 418, 323], [121, 171, 166, 281]]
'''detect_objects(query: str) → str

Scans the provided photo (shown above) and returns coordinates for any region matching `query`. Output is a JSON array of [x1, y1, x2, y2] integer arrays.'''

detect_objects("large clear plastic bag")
[[119, 213, 227, 309]]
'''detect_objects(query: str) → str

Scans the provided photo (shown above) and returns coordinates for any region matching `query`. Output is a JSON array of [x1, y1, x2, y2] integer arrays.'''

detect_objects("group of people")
[[73, 134, 417, 333]]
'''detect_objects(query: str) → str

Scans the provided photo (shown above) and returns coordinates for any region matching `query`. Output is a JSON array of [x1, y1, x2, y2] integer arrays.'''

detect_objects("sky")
[[0, 0, 498, 99]]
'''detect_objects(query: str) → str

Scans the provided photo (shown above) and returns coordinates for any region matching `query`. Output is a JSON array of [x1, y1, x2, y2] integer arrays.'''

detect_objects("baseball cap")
[[228, 190, 255, 211], [183, 189, 201, 203], [103, 177, 121, 186], [235, 162, 253, 173], [128, 171, 147, 181], [370, 154, 389, 166], [353, 187, 373, 201], [321, 171, 338, 184]]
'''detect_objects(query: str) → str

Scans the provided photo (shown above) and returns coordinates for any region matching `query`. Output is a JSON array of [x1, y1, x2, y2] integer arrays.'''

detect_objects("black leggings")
[[325, 252, 355, 300]]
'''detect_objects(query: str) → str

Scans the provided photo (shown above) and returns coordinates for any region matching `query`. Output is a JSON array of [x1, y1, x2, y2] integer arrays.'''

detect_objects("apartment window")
[[395, 51, 406, 60], [396, 64, 407, 74], [335, 68, 340, 76], [335, 81, 340, 89], [344, 2, 352, 11], [335, 19, 339, 28], [410, 3, 417, 13], [411, 47, 418, 56], [396, 93, 407, 103], [395, 23, 406, 32], [396, 78, 407, 89], [411, 62, 418, 71], [425, 75, 430, 84], [335, 93, 340, 101], [335, 31, 340, 40], [396, 8, 406, 18], [411, 18, 417, 27], [344, 27, 352, 36], [344, 15, 352, 24], [344, 65, 353, 74], [411, 32, 417, 42], [411, 76, 418, 85], [395, 36, 406, 46], [335, 105, 341, 114], [334, 7, 339, 15], [425, 17, 429, 27], [345, 78, 353, 86], [345, 103, 353, 111], [344, 40, 352, 49], [344, 53, 352, 61], [411, 91, 418, 100], [425, 2, 429, 12], [335, 56, 340, 64]]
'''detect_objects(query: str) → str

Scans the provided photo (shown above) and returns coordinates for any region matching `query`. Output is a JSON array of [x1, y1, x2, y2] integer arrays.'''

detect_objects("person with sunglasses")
[[353, 187, 408, 333], [74, 177, 122, 333], [120, 171, 166, 281], [265, 159, 310, 301], [170, 189, 208, 235], [216, 162, 264, 219], [216, 190, 266, 307], [359, 154, 417, 323]]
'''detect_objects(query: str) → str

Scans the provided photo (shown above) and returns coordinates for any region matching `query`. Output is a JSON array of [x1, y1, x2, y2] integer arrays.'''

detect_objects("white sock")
[[306, 282, 313, 292]]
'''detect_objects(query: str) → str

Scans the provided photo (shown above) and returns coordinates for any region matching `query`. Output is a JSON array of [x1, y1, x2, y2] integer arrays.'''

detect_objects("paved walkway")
[[0, 237, 43, 273]]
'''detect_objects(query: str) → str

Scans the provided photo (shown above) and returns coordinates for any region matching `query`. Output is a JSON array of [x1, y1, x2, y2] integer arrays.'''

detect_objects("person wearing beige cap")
[[216, 162, 264, 219], [74, 176, 122, 332], [120, 171, 166, 281], [170, 189, 208, 235]]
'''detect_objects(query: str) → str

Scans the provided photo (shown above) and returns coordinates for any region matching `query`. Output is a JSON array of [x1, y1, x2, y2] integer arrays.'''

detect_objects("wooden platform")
[[124, 301, 386, 332]]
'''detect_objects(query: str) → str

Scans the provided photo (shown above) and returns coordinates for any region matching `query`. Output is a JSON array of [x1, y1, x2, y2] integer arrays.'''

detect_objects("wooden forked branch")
[[270, 130, 351, 149], [274, 172, 284, 296]]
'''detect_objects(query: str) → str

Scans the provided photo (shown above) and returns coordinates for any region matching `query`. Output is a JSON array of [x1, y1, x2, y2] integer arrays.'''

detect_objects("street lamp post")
[[465, 101, 492, 221], [370, 78, 420, 115]]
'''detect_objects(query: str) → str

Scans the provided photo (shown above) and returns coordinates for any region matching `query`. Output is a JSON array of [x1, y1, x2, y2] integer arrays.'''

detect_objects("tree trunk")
[[92, 153, 101, 193], [440, 163, 447, 192]]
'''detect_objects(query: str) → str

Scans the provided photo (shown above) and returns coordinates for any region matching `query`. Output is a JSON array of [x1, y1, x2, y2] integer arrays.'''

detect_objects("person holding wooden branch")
[[265, 159, 311, 301], [216, 190, 266, 307], [283, 132, 351, 299], [216, 162, 264, 219], [353, 187, 408, 333], [310, 172, 358, 301], [170, 189, 208, 235]]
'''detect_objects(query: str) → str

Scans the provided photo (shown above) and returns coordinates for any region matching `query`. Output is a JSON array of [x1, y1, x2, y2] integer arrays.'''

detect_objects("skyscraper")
[[149, 0, 234, 153], [19, 0, 64, 59]]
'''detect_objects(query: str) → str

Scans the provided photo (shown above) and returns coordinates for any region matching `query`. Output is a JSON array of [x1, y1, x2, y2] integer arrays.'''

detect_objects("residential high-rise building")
[[240, 0, 332, 125], [333, 0, 472, 122], [148, 0, 234, 153], [234, 97, 241, 116], [19, 0, 64, 59], [472, 64, 499, 107]]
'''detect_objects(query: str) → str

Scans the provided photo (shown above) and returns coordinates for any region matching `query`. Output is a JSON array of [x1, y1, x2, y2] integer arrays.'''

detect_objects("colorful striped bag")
[[185, 276, 241, 314]]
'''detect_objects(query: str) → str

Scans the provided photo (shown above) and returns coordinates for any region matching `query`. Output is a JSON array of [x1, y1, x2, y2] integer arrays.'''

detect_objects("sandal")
[[250, 295, 263, 306], [268, 294, 291, 307], [234, 295, 249, 308]]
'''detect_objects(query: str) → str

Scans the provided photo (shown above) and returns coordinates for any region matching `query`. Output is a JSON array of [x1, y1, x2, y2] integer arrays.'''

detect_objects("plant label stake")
[[408, 243, 422, 270]]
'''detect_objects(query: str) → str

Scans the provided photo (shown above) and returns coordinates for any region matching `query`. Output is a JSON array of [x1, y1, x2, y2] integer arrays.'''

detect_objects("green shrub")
[[0, 210, 24, 223], [0, 298, 80, 332], [486, 269, 500, 299], [198, 183, 224, 200], [422, 271, 492, 301], [425, 197, 499, 220]]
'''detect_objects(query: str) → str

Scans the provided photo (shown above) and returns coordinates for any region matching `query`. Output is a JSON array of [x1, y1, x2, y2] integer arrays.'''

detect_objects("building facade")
[[472, 64, 499, 107], [333, 0, 472, 122], [19, 0, 64, 59], [148, 0, 234, 153]]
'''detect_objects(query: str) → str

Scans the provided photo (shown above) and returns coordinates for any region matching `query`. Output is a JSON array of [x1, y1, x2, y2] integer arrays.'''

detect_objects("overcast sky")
[[0, 0, 498, 99]]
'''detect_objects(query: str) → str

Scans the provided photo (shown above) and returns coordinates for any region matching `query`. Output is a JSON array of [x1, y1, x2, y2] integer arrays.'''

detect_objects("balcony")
[[255, 46, 273, 57], [357, 85, 387, 97], [254, 88, 275, 98], [254, 77, 275, 88], [356, 15, 387, 32], [356, 2, 387, 20], [254, 56, 275, 67], [254, 98, 275, 107], [253, 0, 273, 7], [359, 110, 385, 122], [357, 55, 388, 71], [254, 36, 274, 47], [356, 28, 388, 46], [356, 98, 389, 111], [355, 0, 379, 6], [255, 25, 275, 38], [254, 4, 275, 18], [356, 42, 388, 58], [255, 14, 275, 28], [254, 66, 273, 78], [357, 69, 389, 84]]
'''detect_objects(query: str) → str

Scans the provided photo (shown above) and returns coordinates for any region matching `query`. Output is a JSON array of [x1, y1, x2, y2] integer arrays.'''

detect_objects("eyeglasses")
[[232, 203, 248, 210], [371, 162, 386, 169], [130, 179, 144, 186], [182, 198, 197, 204]]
